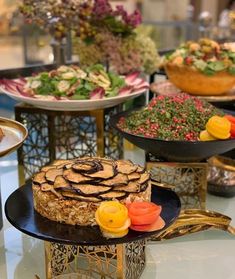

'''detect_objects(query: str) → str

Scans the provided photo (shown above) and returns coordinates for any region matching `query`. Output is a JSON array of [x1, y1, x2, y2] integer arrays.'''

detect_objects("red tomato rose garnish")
[[130, 216, 165, 232], [127, 202, 163, 231], [230, 122, 235, 138], [224, 115, 235, 124]]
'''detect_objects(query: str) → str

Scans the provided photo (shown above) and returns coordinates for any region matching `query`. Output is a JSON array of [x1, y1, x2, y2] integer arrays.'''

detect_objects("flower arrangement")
[[20, 0, 160, 74], [19, 0, 94, 41], [73, 0, 160, 75]]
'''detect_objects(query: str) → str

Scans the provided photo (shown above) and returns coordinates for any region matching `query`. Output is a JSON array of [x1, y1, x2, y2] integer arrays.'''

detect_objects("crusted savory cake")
[[32, 157, 151, 226], [0, 127, 4, 142]]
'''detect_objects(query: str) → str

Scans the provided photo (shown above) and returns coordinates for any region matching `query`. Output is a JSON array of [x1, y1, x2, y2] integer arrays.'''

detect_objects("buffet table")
[[0, 163, 235, 279]]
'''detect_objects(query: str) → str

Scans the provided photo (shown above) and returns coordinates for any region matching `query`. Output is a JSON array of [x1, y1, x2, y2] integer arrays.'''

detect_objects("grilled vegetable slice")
[[63, 169, 94, 183], [54, 175, 70, 189], [116, 160, 138, 174], [138, 172, 150, 185], [136, 165, 145, 173], [99, 191, 128, 200], [128, 172, 141, 181], [63, 162, 75, 169], [61, 191, 101, 202], [84, 161, 116, 179], [140, 183, 149, 192], [41, 183, 53, 191], [100, 173, 129, 187], [33, 171, 46, 185], [72, 160, 98, 173], [71, 184, 111, 196], [41, 166, 56, 172], [114, 181, 140, 193], [41, 183, 62, 198], [45, 168, 63, 183]]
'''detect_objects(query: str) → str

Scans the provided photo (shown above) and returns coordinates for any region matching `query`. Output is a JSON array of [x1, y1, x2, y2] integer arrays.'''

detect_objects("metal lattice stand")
[[44, 240, 146, 279], [146, 161, 208, 210], [15, 104, 123, 184]]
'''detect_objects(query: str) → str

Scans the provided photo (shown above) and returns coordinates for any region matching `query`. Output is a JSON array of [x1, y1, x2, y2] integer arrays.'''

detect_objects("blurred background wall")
[[0, 0, 234, 70]]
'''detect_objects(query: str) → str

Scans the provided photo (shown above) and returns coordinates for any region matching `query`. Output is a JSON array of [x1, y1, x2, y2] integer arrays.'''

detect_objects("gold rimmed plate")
[[151, 80, 235, 103], [0, 117, 28, 157]]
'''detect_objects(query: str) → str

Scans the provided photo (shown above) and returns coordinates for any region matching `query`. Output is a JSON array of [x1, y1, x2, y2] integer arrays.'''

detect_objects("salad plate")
[[0, 65, 148, 111], [0, 86, 146, 111], [163, 39, 235, 96], [110, 109, 235, 162]]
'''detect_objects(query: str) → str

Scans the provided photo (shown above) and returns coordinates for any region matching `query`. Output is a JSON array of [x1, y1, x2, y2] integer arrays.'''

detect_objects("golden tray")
[[0, 117, 28, 157]]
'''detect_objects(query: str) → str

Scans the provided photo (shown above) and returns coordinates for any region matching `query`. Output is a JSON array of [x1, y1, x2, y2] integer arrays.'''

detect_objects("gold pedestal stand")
[[15, 103, 123, 184], [147, 161, 208, 209], [44, 240, 146, 279], [146, 161, 235, 240]]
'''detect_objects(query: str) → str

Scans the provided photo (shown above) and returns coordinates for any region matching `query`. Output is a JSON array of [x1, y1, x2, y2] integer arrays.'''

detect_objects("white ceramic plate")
[[0, 86, 146, 111], [0, 76, 148, 111]]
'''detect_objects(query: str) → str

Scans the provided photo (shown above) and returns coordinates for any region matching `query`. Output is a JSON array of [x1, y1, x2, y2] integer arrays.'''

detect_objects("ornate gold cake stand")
[[5, 182, 180, 279], [15, 103, 123, 185], [146, 162, 235, 241]]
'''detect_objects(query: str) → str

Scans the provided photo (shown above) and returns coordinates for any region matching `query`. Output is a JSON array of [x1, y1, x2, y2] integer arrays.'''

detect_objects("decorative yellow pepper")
[[206, 116, 231, 140], [95, 201, 130, 238], [199, 130, 217, 141]]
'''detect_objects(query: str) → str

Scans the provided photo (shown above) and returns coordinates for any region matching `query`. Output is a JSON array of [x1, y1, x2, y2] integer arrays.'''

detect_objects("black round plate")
[[5, 182, 180, 246], [110, 109, 235, 162]]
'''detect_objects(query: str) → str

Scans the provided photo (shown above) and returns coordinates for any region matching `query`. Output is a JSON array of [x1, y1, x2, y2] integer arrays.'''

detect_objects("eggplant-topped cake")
[[32, 157, 151, 226]]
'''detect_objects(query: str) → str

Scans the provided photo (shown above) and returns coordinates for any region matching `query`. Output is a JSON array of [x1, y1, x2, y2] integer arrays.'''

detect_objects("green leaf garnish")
[[207, 61, 226, 72]]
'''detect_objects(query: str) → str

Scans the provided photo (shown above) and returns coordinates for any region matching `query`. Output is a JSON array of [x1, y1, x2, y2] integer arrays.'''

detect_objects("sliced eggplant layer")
[[136, 165, 145, 173], [72, 160, 98, 173], [71, 184, 111, 196], [128, 172, 141, 181], [61, 191, 101, 202], [114, 182, 140, 193], [34, 157, 150, 202], [41, 166, 56, 172], [99, 191, 128, 200], [63, 162, 74, 169], [116, 160, 138, 174], [41, 183, 54, 191], [41, 183, 63, 198], [63, 169, 94, 184], [100, 173, 128, 187], [84, 161, 115, 179], [138, 172, 150, 185], [56, 162, 74, 169], [54, 175, 70, 189], [33, 171, 46, 185], [140, 183, 149, 192], [45, 168, 63, 183]]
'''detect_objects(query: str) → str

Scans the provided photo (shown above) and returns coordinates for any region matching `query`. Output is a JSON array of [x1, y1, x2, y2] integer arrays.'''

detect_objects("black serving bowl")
[[110, 109, 235, 162]]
